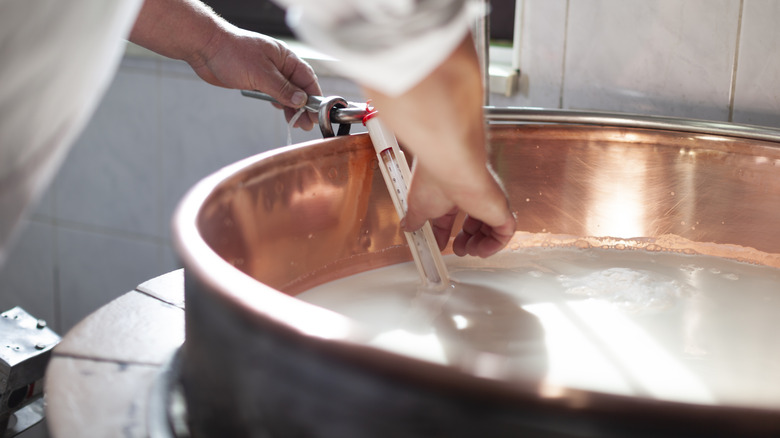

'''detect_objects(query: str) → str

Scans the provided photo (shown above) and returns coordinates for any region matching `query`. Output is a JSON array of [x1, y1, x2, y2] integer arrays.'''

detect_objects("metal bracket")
[[240, 90, 369, 138], [0, 307, 60, 438], [317, 96, 351, 138]]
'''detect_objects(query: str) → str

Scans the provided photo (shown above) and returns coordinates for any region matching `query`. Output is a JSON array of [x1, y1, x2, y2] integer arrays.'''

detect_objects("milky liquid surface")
[[298, 248, 780, 408]]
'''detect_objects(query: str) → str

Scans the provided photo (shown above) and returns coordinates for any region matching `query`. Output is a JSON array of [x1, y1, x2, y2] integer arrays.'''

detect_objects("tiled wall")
[[492, 0, 780, 128], [2, 1, 780, 436]]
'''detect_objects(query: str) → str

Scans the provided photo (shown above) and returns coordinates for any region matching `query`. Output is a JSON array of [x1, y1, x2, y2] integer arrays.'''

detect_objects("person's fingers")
[[403, 165, 455, 232], [402, 156, 516, 256], [293, 110, 314, 131], [280, 59, 320, 132], [452, 168, 514, 232], [225, 35, 320, 125], [266, 46, 320, 131], [428, 208, 459, 250], [452, 213, 516, 258], [183, 27, 321, 133], [273, 79, 308, 109], [304, 112, 318, 130], [281, 107, 315, 131], [296, 113, 314, 131], [357, 35, 515, 258], [268, 43, 320, 109], [403, 167, 456, 251]]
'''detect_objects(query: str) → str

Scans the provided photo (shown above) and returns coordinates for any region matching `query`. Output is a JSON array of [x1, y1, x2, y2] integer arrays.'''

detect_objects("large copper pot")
[[173, 109, 780, 437]]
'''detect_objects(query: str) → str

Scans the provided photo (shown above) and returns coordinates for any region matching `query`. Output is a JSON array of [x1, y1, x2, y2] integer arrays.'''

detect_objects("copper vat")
[[172, 109, 780, 437]]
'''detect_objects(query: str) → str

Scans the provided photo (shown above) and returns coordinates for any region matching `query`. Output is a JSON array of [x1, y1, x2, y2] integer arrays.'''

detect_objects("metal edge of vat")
[[171, 110, 780, 437], [170, 135, 562, 437], [486, 107, 780, 143]]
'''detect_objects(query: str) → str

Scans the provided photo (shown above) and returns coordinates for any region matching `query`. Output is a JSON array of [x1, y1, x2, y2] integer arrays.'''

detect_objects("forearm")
[[363, 34, 515, 256], [128, 0, 225, 66], [364, 35, 491, 197]]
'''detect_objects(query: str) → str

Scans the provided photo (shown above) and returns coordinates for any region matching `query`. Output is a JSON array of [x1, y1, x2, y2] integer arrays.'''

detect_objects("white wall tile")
[[491, 0, 568, 109], [56, 227, 163, 331], [31, 184, 54, 220], [159, 57, 198, 78], [119, 52, 160, 74], [563, 0, 740, 120], [0, 220, 56, 327], [53, 69, 162, 238], [732, 0, 780, 128], [162, 243, 182, 274]]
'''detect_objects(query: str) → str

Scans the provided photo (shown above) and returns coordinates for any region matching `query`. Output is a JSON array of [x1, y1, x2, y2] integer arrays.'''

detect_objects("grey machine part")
[[0, 307, 61, 437]]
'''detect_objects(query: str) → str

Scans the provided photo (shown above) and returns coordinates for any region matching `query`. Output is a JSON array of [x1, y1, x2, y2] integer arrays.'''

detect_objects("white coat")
[[0, 0, 469, 263], [0, 0, 143, 263]]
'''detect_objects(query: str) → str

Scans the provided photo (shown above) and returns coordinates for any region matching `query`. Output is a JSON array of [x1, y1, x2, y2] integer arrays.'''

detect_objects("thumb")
[[254, 63, 308, 109], [271, 78, 308, 109]]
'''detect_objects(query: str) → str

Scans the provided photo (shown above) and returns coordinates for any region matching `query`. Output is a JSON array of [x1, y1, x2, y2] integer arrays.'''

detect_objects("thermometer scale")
[[364, 111, 450, 290]]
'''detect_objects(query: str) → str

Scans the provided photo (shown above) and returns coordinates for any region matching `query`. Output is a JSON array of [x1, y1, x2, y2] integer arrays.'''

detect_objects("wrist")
[[178, 1, 230, 69]]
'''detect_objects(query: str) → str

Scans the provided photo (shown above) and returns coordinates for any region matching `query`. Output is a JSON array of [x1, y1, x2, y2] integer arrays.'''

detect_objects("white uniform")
[[277, 0, 473, 96], [0, 0, 470, 264], [0, 0, 143, 263]]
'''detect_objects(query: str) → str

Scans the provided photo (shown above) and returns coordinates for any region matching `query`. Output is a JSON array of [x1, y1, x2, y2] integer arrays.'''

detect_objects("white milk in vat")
[[298, 247, 780, 409]]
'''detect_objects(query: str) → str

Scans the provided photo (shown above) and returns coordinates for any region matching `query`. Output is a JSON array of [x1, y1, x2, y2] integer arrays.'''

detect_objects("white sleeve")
[[275, 0, 474, 96], [0, 0, 143, 262]]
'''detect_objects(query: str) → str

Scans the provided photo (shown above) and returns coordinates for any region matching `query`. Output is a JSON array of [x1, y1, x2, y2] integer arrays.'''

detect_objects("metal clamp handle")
[[317, 96, 351, 138], [241, 90, 366, 138]]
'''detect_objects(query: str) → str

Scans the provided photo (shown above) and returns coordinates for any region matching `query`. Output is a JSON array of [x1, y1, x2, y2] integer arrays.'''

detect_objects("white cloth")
[[0, 0, 143, 263], [276, 0, 474, 96]]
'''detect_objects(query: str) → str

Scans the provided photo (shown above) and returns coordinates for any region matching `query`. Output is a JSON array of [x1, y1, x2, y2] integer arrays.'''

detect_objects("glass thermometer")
[[364, 111, 450, 290]]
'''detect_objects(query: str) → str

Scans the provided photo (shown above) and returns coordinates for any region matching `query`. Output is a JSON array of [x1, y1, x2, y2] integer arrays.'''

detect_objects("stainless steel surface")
[[316, 95, 351, 137], [173, 111, 780, 436], [486, 106, 780, 143], [5, 399, 44, 438], [240, 90, 780, 144], [240, 90, 325, 114], [0, 307, 59, 437], [240, 90, 370, 128]]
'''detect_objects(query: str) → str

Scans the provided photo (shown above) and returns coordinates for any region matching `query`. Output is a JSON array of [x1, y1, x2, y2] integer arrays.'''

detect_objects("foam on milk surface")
[[298, 248, 780, 408]]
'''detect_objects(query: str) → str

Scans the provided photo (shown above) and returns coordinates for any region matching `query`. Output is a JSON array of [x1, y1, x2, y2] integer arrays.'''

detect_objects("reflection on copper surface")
[[196, 135, 411, 295], [192, 125, 780, 302], [488, 126, 780, 260], [582, 146, 649, 237], [175, 122, 780, 436]]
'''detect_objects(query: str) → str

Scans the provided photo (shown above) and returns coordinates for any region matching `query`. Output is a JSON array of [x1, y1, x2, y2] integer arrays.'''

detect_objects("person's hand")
[[186, 27, 321, 130], [405, 163, 515, 258], [364, 35, 516, 258], [129, 0, 321, 130]]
